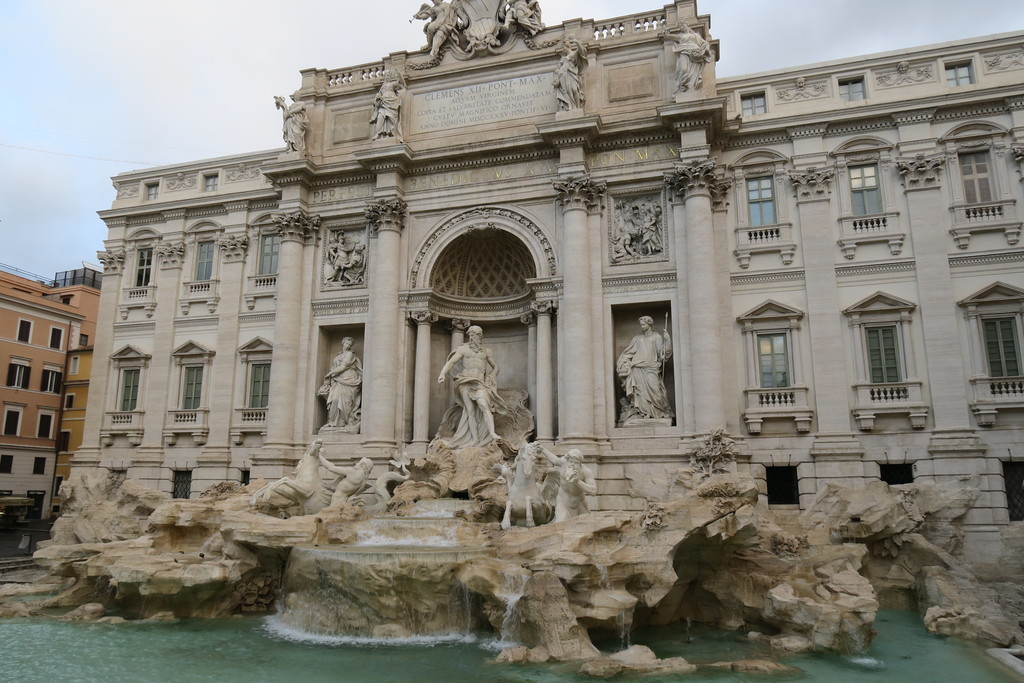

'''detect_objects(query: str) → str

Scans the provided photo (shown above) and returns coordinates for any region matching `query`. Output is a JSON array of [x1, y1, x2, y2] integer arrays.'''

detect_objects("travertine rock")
[[49, 472, 170, 545]]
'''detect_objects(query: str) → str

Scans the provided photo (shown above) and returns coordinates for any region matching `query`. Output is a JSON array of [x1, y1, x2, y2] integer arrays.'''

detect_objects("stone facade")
[[80, 1, 1024, 560]]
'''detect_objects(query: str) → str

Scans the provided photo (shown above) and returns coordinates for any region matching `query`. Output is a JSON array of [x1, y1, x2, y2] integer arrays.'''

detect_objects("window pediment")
[[959, 281, 1024, 307], [171, 341, 215, 360], [737, 300, 804, 329], [238, 337, 273, 355], [844, 291, 916, 317], [110, 345, 151, 362]]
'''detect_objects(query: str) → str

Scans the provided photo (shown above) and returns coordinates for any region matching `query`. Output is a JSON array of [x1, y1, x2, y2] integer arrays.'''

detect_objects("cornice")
[[730, 270, 806, 287], [948, 249, 1024, 268], [835, 260, 917, 278], [601, 271, 677, 293]]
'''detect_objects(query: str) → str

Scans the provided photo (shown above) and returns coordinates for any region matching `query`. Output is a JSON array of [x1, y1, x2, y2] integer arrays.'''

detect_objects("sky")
[[1, 0, 1020, 279]]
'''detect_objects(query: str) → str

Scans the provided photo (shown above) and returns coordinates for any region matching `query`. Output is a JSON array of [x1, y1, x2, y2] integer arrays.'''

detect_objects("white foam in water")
[[353, 531, 457, 547], [847, 656, 885, 669], [261, 613, 480, 647]]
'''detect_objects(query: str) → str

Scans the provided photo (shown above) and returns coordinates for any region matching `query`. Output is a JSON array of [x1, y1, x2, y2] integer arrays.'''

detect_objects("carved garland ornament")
[[875, 61, 932, 88], [410, 207, 556, 288], [776, 76, 828, 102], [985, 49, 1024, 72]]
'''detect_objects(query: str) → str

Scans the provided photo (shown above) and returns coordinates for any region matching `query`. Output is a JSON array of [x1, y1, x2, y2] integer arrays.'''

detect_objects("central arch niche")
[[429, 228, 536, 299]]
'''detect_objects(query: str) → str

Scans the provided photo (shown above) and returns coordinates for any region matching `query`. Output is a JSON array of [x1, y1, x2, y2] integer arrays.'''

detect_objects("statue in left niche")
[[318, 337, 362, 432], [274, 93, 309, 154], [371, 69, 406, 142]]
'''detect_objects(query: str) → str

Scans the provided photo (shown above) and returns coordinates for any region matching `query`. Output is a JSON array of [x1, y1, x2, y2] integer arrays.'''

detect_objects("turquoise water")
[[0, 611, 1016, 682]]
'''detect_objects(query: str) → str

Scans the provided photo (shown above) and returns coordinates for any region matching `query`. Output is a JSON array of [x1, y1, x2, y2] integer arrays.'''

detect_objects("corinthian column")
[[362, 198, 407, 447], [553, 175, 605, 442], [531, 299, 557, 442], [666, 160, 726, 431], [264, 210, 320, 451], [409, 310, 437, 445]]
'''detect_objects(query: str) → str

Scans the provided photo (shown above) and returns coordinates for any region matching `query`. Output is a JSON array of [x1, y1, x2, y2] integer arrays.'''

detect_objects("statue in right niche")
[[319, 337, 362, 432], [616, 315, 673, 425]]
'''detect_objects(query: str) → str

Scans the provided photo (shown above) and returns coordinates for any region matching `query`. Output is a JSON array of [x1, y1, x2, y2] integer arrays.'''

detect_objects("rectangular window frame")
[[756, 332, 790, 389], [17, 319, 32, 343], [57, 430, 71, 453], [36, 412, 54, 439], [181, 365, 204, 410], [120, 368, 141, 412], [258, 234, 281, 276], [849, 164, 882, 216], [765, 466, 800, 505], [135, 248, 154, 287], [745, 176, 776, 227], [0, 455, 12, 474], [203, 174, 219, 192], [69, 356, 80, 375], [172, 470, 193, 499], [7, 362, 30, 390], [40, 368, 62, 394], [194, 240, 216, 282], [838, 77, 865, 103], [248, 362, 271, 409], [741, 92, 767, 117], [3, 407, 22, 437], [32, 456, 46, 475], [49, 327, 64, 350], [958, 151, 994, 205], [982, 317, 1021, 378], [145, 182, 159, 200], [866, 324, 902, 384], [945, 61, 974, 87]]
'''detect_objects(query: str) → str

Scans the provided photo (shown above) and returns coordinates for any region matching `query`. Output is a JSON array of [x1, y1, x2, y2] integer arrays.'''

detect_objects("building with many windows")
[[77, 1, 1024, 560], [1, 266, 100, 518]]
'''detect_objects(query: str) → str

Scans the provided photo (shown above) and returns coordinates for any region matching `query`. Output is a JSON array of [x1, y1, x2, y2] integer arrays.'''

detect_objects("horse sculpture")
[[497, 442, 554, 529], [249, 439, 331, 515]]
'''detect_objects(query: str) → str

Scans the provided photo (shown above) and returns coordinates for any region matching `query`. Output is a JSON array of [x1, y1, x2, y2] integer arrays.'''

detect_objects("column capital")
[[553, 175, 606, 212], [520, 311, 536, 326], [788, 166, 835, 201], [217, 234, 249, 262], [897, 153, 946, 191], [408, 310, 438, 325], [447, 318, 472, 333], [1014, 146, 1024, 164], [97, 248, 126, 274], [155, 240, 186, 269], [366, 198, 408, 236], [531, 299, 558, 316], [273, 210, 321, 244], [664, 159, 719, 200]]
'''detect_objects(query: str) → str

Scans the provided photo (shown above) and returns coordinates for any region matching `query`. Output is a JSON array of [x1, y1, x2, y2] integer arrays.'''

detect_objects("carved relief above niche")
[[321, 226, 367, 289], [609, 192, 668, 265]]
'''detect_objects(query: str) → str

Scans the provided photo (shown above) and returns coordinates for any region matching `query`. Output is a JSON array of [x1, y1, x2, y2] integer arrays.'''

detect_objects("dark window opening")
[[239, 469, 251, 486], [765, 466, 800, 505], [172, 470, 193, 499], [879, 463, 914, 485], [0, 455, 12, 474], [1004, 462, 1024, 522], [32, 457, 46, 475]]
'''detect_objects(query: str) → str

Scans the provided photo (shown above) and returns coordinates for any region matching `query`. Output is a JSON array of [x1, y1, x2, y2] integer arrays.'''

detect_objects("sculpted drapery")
[[616, 316, 673, 421]]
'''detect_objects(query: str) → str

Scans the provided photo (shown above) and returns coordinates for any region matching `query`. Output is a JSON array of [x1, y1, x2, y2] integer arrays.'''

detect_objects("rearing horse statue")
[[249, 439, 331, 516], [497, 442, 553, 529]]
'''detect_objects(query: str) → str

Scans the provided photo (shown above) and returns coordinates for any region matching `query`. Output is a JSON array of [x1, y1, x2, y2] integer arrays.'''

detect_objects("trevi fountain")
[[4, 0, 1024, 680]]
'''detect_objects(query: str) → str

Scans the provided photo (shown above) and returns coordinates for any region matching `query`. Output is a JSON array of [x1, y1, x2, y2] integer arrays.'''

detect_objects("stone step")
[[0, 557, 36, 573]]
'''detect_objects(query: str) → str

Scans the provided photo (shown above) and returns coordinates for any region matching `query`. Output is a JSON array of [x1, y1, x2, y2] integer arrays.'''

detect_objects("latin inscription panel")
[[411, 74, 555, 134]]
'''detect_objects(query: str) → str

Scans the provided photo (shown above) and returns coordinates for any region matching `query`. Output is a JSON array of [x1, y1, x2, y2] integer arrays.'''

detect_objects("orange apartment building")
[[1, 265, 100, 519]]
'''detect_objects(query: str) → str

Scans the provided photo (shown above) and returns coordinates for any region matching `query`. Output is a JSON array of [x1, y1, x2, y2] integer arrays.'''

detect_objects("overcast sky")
[[1, 0, 1020, 279]]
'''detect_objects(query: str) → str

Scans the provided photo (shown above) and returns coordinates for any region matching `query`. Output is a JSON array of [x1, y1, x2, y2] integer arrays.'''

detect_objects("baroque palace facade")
[[79, 1, 1024, 559]]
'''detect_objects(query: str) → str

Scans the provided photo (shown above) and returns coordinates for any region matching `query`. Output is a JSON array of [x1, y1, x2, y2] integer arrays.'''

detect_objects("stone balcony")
[[180, 279, 220, 315], [119, 285, 156, 319], [949, 199, 1021, 249], [742, 386, 813, 434], [836, 212, 905, 260], [969, 376, 1024, 426], [733, 222, 797, 269], [231, 408, 267, 445], [244, 274, 277, 310], [100, 410, 144, 447], [852, 381, 928, 430], [164, 409, 210, 446]]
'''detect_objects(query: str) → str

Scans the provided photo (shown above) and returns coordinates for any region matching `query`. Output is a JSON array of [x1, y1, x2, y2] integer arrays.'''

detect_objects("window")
[[182, 366, 203, 410], [1005, 462, 1024, 522], [741, 92, 766, 116], [203, 174, 219, 192], [765, 466, 799, 505], [849, 164, 882, 215], [3, 409, 21, 436], [194, 240, 215, 281], [36, 413, 53, 439], [959, 152, 993, 204], [135, 248, 153, 287], [57, 431, 71, 453], [40, 368, 62, 393], [0, 489, 12, 496], [17, 320, 32, 343], [0, 455, 12, 473], [259, 234, 281, 275], [69, 356, 79, 375], [120, 368, 141, 411], [6, 363, 30, 389], [757, 333, 789, 388], [983, 318, 1021, 378], [49, 327, 63, 350], [79, 334, 89, 347], [240, 469, 251, 485], [839, 78, 865, 102], [53, 476, 64, 497], [172, 470, 193, 499], [879, 463, 914, 485], [866, 325, 901, 383], [145, 182, 159, 200], [746, 177, 776, 226], [64, 394, 75, 409], [249, 363, 271, 409], [945, 62, 974, 87], [32, 457, 46, 475]]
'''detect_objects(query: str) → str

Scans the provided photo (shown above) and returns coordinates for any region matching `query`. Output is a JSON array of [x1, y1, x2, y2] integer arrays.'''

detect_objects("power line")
[[0, 142, 157, 166]]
